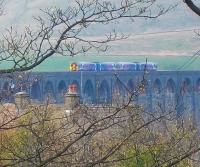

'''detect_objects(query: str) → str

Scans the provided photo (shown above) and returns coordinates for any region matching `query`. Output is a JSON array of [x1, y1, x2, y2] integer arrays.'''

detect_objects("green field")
[[33, 55, 200, 71], [0, 55, 200, 71]]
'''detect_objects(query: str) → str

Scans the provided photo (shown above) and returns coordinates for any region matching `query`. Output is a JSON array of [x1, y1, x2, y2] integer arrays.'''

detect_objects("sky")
[[0, 0, 200, 56]]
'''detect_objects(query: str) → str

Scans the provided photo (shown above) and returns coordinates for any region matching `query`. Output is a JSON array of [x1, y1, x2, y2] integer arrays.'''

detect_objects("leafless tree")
[[0, 0, 4, 15], [0, 76, 200, 167], [0, 0, 174, 73], [0, 1, 199, 167]]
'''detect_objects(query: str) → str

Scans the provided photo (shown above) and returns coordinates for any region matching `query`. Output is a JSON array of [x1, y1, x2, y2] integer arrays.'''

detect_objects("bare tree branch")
[[184, 0, 200, 16], [0, 0, 174, 73]]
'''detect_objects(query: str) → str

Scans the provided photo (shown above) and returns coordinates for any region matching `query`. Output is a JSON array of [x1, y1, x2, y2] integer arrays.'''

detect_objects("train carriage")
[[69, 62, 158, 71], [137, 62, 157, 71], [121, 62, 137, 71]]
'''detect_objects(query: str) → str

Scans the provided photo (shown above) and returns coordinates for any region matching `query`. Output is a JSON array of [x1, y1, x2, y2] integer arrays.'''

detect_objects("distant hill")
[[0, 1, 200, 49], [0, 0, 199, 71], [12, 55, 200, 72]]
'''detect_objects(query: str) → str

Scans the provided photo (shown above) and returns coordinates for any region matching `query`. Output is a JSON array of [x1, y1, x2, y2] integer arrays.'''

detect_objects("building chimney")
[[14, 91, 30, 111], [64, 84, 80, 113]]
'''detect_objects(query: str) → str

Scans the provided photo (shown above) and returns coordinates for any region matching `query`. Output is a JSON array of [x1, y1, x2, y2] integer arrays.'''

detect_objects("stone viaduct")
[[1, 71, 200, 120]]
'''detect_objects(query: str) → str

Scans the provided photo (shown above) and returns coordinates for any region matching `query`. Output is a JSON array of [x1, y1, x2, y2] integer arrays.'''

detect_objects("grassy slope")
[[29, 55, 200, 72], [0, 55, 199, 72]]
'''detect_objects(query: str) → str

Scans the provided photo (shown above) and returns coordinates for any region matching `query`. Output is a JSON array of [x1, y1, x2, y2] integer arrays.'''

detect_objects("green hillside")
[[0, 55, 199, 72], [31, 55, 200, 71]]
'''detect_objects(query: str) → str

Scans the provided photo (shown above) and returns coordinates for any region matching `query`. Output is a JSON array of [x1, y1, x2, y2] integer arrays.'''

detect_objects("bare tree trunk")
[[184, 0, 200, 16]]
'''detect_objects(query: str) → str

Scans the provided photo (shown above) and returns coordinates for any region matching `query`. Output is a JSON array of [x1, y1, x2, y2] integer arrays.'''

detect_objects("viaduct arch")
[[1, 71, 200, 119]]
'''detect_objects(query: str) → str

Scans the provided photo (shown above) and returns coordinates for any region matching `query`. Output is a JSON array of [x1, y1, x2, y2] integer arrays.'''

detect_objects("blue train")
[[70, 62, 158, 71]]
